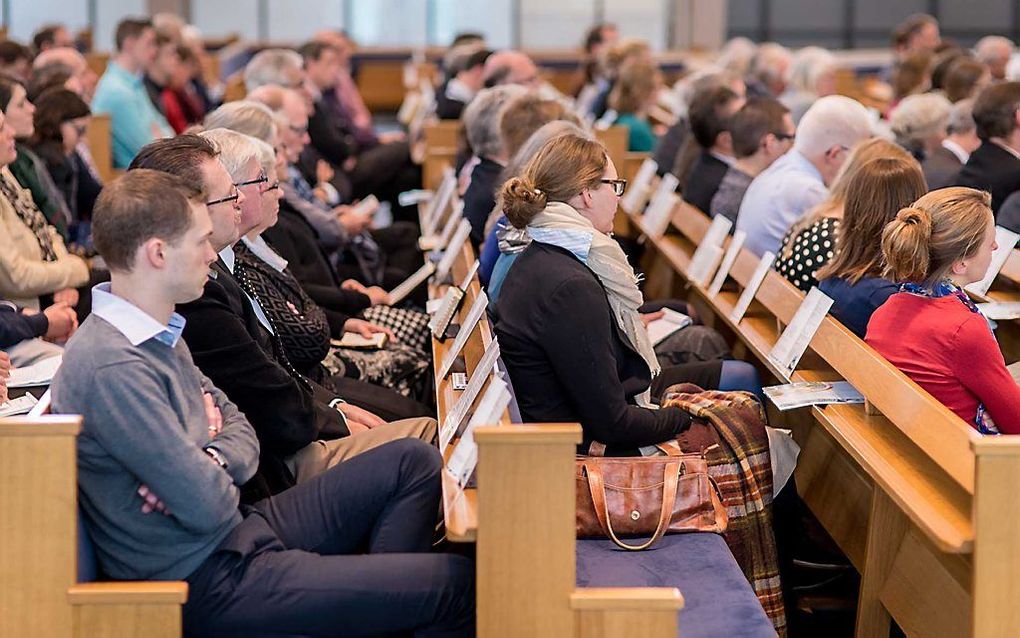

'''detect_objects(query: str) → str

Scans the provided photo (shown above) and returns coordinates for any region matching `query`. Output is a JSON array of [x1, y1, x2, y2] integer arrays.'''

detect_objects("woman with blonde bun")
[[491, 133, 760, 453], [866, 187, 1020, 433]]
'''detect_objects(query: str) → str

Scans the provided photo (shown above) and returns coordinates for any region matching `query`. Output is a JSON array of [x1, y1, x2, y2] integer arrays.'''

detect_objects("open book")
[[8, 355, 62, 388], [332, 333, 389, 350], [645, 308, 693, 346]]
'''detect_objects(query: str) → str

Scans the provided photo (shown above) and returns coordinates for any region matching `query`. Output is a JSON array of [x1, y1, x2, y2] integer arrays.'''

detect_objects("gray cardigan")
[[51, 315, 260, 580]]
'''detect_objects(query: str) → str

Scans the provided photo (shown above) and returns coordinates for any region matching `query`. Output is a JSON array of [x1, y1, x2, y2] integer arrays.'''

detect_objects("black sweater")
[[492, 242, 690, 453]]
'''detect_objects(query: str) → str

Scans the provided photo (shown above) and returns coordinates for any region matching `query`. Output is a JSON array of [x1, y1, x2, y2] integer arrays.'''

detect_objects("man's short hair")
[[793, 95, 872, 159], [92, 170, 202, 272], [892, 13, 937, 48], [498, 93, 577, 159], [32, 25, 64, 52], [730, 97, 790, 158], [689, 86, 741, 148], [947, 98, 977, 135], [972, 81, 1020, 140], [115, 18, 153, 51], [128, 134, 218, 193], [0, 41, 32, 66], [297, 40, 336, 64], [463, 85, 529, 159]]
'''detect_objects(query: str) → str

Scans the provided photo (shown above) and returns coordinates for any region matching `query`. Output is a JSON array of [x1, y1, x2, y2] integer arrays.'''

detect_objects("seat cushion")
[[77, 513, 98, 583], [577, 532, 774, 637]]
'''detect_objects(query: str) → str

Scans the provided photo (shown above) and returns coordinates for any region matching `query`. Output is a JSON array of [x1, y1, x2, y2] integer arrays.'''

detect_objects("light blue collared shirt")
[[527, 227, 594, 264], [735, 149, 829, 257], [91, 283, 185, 348], [219, 246, 275, 335], [91, 61, 174, 168]]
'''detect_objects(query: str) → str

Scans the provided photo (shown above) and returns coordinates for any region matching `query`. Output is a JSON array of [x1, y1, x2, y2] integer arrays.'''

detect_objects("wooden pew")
[[423, 212, 683, 637], [84, 113, 115, 185], [0, 416, 187, 637], [422, 120, 462, 191], [624, 191, 1020, 637]]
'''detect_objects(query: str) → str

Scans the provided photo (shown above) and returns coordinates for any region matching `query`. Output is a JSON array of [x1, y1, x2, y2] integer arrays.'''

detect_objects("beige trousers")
[[286, 417, 437, 484]]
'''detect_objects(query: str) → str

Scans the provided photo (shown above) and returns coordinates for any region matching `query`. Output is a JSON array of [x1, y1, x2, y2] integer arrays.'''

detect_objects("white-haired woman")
[[890, 92, 952, 161], [779, 46, 837, 123]]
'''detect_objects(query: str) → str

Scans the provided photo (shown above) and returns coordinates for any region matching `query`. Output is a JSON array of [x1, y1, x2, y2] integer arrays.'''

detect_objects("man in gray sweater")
[[51, 170, 473, 636]]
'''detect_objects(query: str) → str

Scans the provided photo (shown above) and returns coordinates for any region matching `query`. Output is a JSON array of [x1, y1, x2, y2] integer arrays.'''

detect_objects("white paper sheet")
[[767, 287, 835, 380], [708, 230, 747, 297], [966, 225, 1020, 297], [446, 377, 512, 488], [620, 158, 658, 214], [434, 219, 473, 283], [977, 301, 1020, 321], [438, 292, 489, 379], [439, 338, 501, 454], [687, 215, 732, 285], [729, 251, 775, 324], [8, 356, 62, 388], [422, 170, 457, 235], [388, 262, 436, 305], [0, 393, 39, 417], [645, 308, 693, 345]]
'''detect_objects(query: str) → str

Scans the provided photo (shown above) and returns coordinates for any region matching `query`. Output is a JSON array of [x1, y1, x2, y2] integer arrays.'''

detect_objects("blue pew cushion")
[[577, 532, 775, 637], [77, 512, 99, 583]]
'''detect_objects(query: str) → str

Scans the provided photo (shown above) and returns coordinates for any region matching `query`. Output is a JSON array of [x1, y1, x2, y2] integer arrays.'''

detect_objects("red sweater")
[[866, 292, 1020, 434]]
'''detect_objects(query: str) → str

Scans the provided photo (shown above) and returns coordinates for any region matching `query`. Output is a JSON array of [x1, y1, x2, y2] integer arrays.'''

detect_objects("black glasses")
[[601, 178, 627, 196], [206, 186, 240, 207], [236, 173, 268, 189], [264, 181, 281, 192]]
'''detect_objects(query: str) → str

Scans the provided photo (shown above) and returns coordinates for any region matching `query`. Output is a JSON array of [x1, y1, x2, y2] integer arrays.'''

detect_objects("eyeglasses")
[[206, 186, 240, 207], [264, 181, 281, 193], [772, 132, 795, 142], [600, 178, 627, 196], [236, 173, 268, 189]]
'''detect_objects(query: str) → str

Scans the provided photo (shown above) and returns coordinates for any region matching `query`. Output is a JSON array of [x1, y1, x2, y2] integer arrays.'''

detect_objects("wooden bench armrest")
[[571, 587, 684, 611], [68, 582, 188, 605]]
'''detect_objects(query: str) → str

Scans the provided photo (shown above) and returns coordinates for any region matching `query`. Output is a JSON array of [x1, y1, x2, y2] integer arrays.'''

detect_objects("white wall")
[[94, 0, 147, 53], [8, 0, 88, 44], [190, 0, 260, 40], [267, 0, 344, 42]]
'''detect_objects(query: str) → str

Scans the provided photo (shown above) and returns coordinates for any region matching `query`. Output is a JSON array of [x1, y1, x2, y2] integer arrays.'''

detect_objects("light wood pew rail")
[[571, 588, 685, 638], [422, 120, 462, 190], [0, 416, 187, 637], [85, 113, 115, 185], [625, 196, 1020, 636]]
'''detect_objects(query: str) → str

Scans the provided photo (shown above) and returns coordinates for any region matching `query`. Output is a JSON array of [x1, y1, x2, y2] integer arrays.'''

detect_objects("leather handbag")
[[576, 443, 728, 551]]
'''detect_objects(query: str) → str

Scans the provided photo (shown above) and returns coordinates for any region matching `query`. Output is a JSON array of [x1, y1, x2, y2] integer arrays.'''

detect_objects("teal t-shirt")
[[614, 113, 656, 152]]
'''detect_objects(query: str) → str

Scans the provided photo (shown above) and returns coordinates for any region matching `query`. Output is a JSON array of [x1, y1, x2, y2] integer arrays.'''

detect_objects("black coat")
[[954, 141, 1020, 214], [491, 242, 691, 453], [684, 151, 730, 215], [177, 257, 349, 502], [463, 157, 503, 247], [921, 145, 963, 191]]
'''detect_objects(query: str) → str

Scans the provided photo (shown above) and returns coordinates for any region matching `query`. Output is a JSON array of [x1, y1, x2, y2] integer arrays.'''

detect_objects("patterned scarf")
[[0, 168, 57, 261], [898, 279, 1000, 434]]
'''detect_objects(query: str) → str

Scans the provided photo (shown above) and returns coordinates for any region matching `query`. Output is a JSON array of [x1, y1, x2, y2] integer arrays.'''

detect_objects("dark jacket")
[[463, 157, 503, 247], [492, 241, 691, 453], [921, 145, 963, 191], [307, 97, 357, 167], [653, 116, 690, 178], [954, 141, 1020, 214], [262, 200, 372, 335], [176, 257, 349, 502], [684, 151, 730, 215], [0, 302, 48, 347], [434, 81, 467, 120]]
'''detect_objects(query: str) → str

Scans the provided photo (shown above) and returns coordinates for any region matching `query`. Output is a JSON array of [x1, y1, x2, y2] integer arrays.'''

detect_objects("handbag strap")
[[585, 460, 681, 551]]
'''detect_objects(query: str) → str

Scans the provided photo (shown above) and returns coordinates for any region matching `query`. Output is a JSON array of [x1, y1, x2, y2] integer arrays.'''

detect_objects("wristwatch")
[[204, 447, 229, 471]]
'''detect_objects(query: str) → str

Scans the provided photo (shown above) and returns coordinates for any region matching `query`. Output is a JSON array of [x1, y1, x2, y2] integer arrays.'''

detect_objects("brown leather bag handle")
[[584, 460, 681, 551]]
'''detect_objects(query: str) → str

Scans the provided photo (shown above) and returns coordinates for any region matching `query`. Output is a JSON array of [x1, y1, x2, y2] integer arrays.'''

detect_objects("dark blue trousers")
[[183, 438, 475, 637]]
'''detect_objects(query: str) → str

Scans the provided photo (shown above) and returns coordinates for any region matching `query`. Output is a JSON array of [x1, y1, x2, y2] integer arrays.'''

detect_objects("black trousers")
[[184, 439, 475, 637], [349, 141, 422, 225]]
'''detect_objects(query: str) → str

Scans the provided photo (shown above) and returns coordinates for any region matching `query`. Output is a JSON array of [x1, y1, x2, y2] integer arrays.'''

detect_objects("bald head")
[[483, 50, 538, 88], [976, 36, 1015, 81], [32, 47, 97, 102]]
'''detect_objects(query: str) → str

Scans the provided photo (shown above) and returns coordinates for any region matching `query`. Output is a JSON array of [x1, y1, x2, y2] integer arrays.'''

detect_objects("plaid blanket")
[[662, 384, 786, 636]]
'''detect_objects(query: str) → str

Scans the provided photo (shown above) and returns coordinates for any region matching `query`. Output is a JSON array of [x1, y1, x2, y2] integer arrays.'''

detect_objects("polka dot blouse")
[[775, 217, 840, 293]]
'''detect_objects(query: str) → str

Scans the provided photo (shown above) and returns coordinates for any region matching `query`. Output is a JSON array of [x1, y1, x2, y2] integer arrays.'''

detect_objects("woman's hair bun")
[[500, 176, 548, 228], [895, 206, 931, 226]]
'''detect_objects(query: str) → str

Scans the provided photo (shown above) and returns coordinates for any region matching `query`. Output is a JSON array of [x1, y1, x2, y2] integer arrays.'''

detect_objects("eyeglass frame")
[[206, 186, 241, 207], [236, 173, 269, 189], [600, 178, 627, 196]]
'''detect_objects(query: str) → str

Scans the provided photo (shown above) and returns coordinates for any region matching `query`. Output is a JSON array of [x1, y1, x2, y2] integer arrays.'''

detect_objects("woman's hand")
[[53, 288, 79, 307], [343, 318, 393, 340], [639, 310, 665, 327], [342, 279, 391, 306]]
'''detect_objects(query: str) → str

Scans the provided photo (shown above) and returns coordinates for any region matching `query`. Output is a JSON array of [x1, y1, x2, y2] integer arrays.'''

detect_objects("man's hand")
[[341, 279, 391, 306], [334, 205, 372, 235], [53, 288, 79, 307], [137, 484, 170, 515], [639, 310, 665, 327], [204, 392, 223, 439], [378, 131, 406, 144], [0, 351, 11, 380], [315, 159, 335, 185], [343, 318, 393, 340], [338, 402, 386, 429], [42, 303, 77, 341]]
